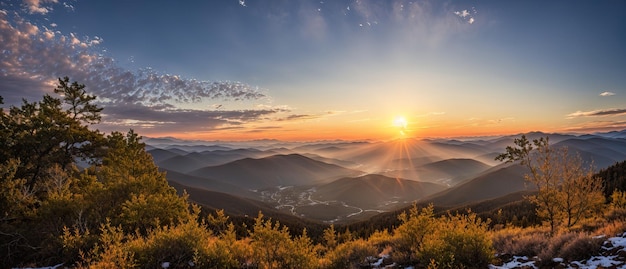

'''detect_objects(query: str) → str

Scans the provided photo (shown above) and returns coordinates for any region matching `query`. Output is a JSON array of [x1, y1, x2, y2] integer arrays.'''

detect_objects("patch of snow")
[[489, 256, 537, 269], [13, 264, 63, 269], [491, 233, 626, 269]]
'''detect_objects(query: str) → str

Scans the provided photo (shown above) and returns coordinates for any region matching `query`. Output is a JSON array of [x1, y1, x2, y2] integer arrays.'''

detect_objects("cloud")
[[388, 1, 478, 46], [243, 126, 284, 134], [62, 2, 74, 12], [454, 8, 477, 24], [567, 108, 626, 118], [0, 10, 263, 106], [23, 0, 58, 14], [454, 10, 470, 18], [600, 91, 615, 97], [260, 0, 478, 47], [564, 120, 626, 133], [276, 114, 320, 122], [0, 5, 280, 136], [98, 103, 288, 133]]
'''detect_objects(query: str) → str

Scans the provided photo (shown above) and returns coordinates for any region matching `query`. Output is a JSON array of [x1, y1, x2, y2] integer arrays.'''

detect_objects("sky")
[[1, 0, 625, 141]]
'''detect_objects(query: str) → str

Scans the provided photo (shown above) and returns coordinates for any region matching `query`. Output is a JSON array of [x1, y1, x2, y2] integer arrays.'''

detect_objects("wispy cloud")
[[276, 114, 322, 122], [100, 104, 286, 133], [567, 108, 626, 118], [260, 0, 478, 46], [0, 9, 265, 106], [600, 91, 615, 97], [564, 120, 626, 133], [0, 4, 287, 136]]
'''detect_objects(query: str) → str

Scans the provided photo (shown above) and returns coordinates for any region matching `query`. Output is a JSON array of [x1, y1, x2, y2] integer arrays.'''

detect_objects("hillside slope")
[[190, 154, 362, 189], [423, 163, 531, 206], [313, 174, 447, 209]]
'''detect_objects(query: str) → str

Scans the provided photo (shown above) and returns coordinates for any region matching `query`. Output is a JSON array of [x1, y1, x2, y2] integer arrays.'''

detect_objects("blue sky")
[[1, 0, 625, 140]]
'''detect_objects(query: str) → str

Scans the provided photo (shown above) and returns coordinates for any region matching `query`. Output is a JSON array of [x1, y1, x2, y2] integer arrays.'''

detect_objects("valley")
[[258, 185, 374, 223], [146, 130, 626, 223]]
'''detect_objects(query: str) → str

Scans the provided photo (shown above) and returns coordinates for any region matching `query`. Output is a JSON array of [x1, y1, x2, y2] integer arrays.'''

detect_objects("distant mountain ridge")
[[422, 163, 531, 206], [313, 174, 446, 209], [146, 130, 626, 224], [189, 153, 362, 189]]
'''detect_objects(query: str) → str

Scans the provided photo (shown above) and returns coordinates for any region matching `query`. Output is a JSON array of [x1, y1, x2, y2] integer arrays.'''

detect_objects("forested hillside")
[[3, 79, 626, 268], [599, 160, 626, 198]]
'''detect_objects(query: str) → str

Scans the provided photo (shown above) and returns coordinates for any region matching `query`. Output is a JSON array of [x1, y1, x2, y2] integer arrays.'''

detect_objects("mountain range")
[[147, 130, 626, 223]]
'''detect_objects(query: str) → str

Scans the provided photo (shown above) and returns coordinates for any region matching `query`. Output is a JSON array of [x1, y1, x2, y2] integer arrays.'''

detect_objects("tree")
[[93, 130, 192, 235], [0, 77, 104, 186], [496, 135, 604, 233], [1, 79, 194, 266], [0, 78, 105, 266]]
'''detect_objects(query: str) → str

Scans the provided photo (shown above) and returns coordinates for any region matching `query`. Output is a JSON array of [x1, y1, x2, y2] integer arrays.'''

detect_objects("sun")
[[392, 116, 408, 136], [393, 116, 408, 129]]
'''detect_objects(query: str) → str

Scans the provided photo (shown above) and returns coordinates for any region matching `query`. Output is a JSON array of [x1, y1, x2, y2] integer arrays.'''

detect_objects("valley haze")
[[146, 130, 626, 223]]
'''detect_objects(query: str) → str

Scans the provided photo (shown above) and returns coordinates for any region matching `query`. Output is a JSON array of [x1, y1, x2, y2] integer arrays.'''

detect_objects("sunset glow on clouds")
[[1, 0, 625, 141]]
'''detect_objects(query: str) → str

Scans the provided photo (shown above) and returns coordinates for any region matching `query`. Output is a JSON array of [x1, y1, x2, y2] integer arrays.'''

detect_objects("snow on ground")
[[490, 233, 626, 269], [13, 264, 63, 269]]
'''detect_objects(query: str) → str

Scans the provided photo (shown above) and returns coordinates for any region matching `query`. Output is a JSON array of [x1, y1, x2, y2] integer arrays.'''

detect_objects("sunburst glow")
[[393, 116, 408, 129]]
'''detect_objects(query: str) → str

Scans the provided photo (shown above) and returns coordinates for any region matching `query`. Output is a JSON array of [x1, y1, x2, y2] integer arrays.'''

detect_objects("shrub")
[[610, 190, 626, 209], [605, 207, 626, 222], [419, 213, 494, 269], [594, 219, 626, 237], [557, 233, 603, 262], [368, 229, 394, 248], [393, 204, 437, 265], [248, 213, 294, 269], [201, 224, 253, 268], [491, 227, 548, 257], [86, 221, 135, 269], [326, 239, 378, 269], [537, 232, 577, 263], [126, 220, 211, 268]]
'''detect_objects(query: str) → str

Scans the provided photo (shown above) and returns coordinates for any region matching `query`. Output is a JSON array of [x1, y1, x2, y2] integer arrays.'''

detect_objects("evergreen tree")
[[0, 78, 104, 266], [1, 77, 104, 186]]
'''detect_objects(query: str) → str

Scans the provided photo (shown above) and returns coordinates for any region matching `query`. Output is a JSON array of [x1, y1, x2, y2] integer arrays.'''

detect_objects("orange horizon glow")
[[135, 118, 565, 142]]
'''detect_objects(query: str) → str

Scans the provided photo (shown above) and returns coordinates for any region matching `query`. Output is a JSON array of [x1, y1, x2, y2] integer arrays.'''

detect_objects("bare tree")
[[496, 135, 604, 234]]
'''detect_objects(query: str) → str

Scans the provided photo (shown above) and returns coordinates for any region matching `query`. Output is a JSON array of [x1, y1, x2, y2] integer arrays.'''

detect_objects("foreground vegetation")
[[2, 79, 626, 268]]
